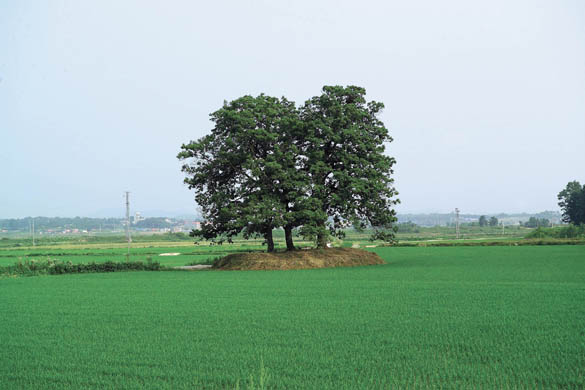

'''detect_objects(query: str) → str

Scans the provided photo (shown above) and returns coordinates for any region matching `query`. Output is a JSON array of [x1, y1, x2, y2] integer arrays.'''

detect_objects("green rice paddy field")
[[1, 245, 584, 388], [0, 243, 265, 268]]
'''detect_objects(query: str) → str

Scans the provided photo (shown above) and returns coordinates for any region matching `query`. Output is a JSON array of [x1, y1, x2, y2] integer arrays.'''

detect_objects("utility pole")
[[455, 208, 460, 239], [30, 218, 36, 246], [125, 191, 131, 256], [501, 221, 505, 235]]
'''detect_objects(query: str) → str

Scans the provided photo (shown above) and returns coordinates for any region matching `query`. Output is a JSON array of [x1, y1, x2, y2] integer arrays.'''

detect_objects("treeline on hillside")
[[521, 217, 551, 228], [397, 211, 560, 227], [0, 217, 122, 231], [1, 217, 187, 232], [134, 218, 172, 229]]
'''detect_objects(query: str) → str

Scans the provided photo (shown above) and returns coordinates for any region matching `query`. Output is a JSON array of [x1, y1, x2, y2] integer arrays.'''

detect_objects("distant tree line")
[[0, 217, 122, 231], [478, 216, 499, 227], [396, 221, 420, 233], [521, 217, 550, 228], [0, 217, 184, 232], [134, 218, 172, 229]]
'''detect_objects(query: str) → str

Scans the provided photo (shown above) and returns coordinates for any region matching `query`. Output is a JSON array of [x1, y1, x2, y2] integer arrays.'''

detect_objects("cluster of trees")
[[522, 217, 550, 228], [0, 217, 188, 232], [396, 222, 420, 233], [558, 181, 585, 225], [134, 218, 172, 229], [178, 86, 399, 251], [478, 215, 499, 227], [0, 217, 121, 231]]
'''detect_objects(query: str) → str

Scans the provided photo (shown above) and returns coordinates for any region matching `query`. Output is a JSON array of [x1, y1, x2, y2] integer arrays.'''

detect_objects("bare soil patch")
[[212, 248, 384, 271]]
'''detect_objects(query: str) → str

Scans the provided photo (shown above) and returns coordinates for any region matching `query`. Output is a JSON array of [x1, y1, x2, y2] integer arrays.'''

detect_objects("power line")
[[30, 217, 35, 246], [125, 191, 131, 256], [455, 208, 460, 240]]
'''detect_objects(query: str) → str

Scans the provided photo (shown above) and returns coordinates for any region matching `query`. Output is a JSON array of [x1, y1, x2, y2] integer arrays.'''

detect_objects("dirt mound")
[[212, 248, 385, 271]]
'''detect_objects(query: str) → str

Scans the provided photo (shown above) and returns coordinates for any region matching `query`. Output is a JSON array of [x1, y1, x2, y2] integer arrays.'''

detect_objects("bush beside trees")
[[525, 225, 585, 239], [522, 217, 550, 228], [0, 258, 162, 277]]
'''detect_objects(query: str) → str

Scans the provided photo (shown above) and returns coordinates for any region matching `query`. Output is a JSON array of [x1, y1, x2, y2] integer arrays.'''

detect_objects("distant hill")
[[1, 211, 562, 232], [396, 211, 561, 227], [0, 216, 201, 232]]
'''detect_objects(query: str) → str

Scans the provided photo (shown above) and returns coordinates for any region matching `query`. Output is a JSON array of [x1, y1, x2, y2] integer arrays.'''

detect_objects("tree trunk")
[[265, 229, 275, 252], [284, 225, 295, 251], [316, 230, 328, 249]]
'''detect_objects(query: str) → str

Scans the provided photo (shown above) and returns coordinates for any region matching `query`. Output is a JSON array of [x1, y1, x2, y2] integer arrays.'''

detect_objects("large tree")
[[558, 181, 585, 225], [299, 86, 399, 247], [178, 94, 305, 252], [179, 86, 399, 251]]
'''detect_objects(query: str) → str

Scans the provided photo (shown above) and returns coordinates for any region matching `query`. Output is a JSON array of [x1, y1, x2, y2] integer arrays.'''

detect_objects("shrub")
[[525, 225, 585, 239], [0, 258, 163, 277]]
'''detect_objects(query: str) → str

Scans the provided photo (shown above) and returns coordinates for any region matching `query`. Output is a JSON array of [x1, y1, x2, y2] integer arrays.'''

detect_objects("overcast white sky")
[[1, 0, 584, 218]]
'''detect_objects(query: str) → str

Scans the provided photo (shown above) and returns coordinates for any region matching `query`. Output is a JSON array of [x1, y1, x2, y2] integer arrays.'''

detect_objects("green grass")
[[0, 244, 270, 267], [1, 246, 584, 388]]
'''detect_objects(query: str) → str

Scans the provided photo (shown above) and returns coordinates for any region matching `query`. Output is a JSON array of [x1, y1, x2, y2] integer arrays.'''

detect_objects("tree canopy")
[[178, 86, 399, 251], [523, 217, 550, 228], [299, 86, 399, 246], [558, 181, 585, 225]]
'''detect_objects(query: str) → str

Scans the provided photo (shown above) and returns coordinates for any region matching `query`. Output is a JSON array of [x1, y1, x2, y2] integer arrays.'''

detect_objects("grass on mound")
[[212, 247, 384, 270]]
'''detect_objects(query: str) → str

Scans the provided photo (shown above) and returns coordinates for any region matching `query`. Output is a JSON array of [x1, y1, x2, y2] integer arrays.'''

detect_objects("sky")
[[1, 0, 584, 218]]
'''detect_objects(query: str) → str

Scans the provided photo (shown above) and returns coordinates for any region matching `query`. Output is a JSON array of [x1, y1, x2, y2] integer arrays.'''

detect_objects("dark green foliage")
[[523, 217, 550, 228], [134, 217, 172, 229], [478, 215, 488, 227], [489, 216, 498, 226], [558, 181, 585, 225], [178, 95, 304, 252], [179, 86, 399, 251], [299, 86, 399, 246], [396, 221, 420, 233]]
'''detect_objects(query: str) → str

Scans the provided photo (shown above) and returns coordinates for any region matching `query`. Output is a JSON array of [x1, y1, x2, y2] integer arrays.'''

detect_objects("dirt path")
[[173, 265, 212, 270]]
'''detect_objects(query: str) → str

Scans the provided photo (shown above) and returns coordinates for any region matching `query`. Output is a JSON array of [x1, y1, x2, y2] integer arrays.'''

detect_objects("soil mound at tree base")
[[212, 248, 385, 270]]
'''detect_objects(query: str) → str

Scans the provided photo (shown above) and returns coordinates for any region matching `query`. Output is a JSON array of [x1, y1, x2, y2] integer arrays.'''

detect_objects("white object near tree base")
[[174, 265, 212, 270], [159, 253, 181, 256]]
